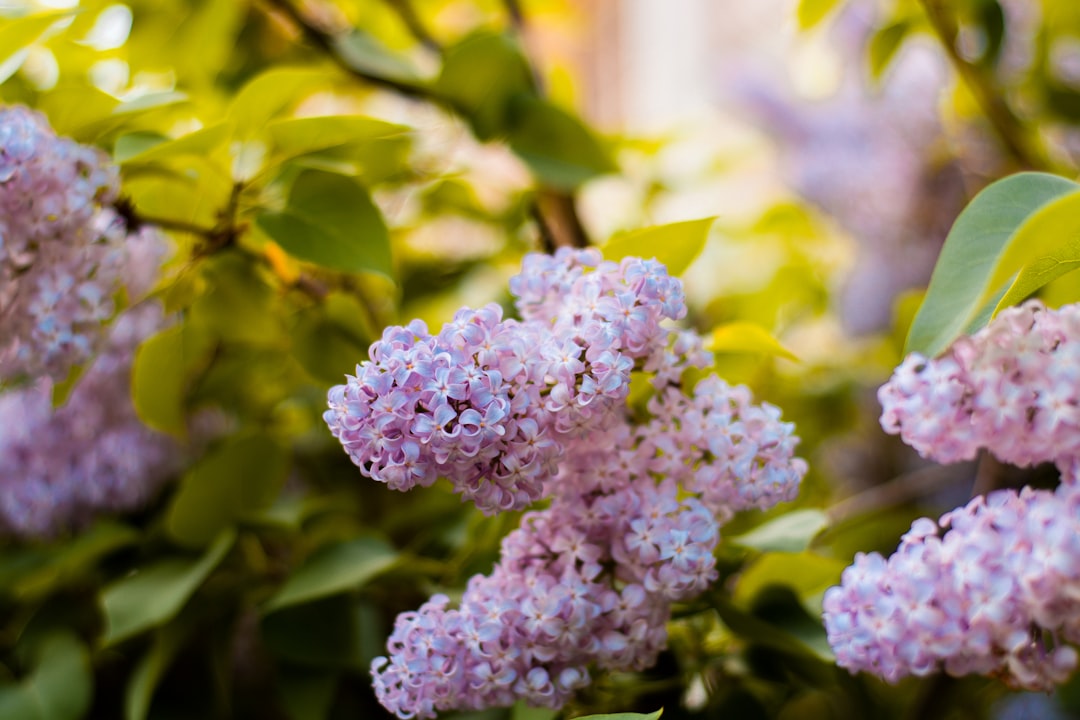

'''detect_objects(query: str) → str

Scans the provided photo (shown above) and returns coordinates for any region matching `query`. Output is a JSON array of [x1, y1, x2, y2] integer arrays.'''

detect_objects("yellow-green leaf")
[[796, 0, 843, 29], [603, 217, 715, 277], [706, 322, 799, 361], [0, 10, 73, 84]]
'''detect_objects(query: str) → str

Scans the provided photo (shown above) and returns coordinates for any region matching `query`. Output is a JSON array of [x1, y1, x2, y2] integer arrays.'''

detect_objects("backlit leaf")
[[263, 537, 398, 613], [603, 217, 715, 277], [707, 322, 799, 362]]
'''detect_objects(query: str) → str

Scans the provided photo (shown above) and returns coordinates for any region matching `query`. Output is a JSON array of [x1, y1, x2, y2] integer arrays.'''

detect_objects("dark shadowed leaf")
[[263, 536, 398, 613]]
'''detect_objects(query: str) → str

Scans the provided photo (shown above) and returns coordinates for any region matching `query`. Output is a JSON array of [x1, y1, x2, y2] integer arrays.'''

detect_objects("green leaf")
[[906, 172, 1080, 356], [12, 521, 139, 600], [436, 32, 534, 140], [166, 434, 290, 548], [256, 168, 392, 277], [868, 21, 911, 80], [100, 529, 235, 646], [228, 67, 329, 139], [124, 624, 187, 720], [331, 29, 427, 85], [263, 537, 398, 614], [118, 122, 230, 165], [706, 322, 799, 362], [267, 115, 407, 160], [796, 0, 842, 29], [131, 325, 189, 437], [506, 96, 617, 189], [986, 189, 1080, 312], [0, 10, 73, 84], [603, 217, 715, 277], [734, 551, 846, 608], [0, 633, 91, 720], [569, 712, 663, 720], [36, 86, 120, 138], [189, 252, 283, 345], [729, 510, 828, 553]]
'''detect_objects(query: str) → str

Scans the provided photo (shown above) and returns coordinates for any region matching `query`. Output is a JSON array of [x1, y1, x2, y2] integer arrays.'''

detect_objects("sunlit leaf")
[[905, 172, 1080, 356], [0, 633, 91, 720], [267, 114, 407, 160], [228, 67, 329, 139], [603, 217, 715, 277], [729, 510, 828, 553], [131, 325, 189, 437], [0, 10, 73, 84], [100, 529, 235, 646], [868, 20, 911, 80], [118, 122, 230, 165], [796, 0, 842, 29], [166, 434, 290, 548], [507, 96, 616, 189], [707, 322, 799, 362], [256, 168, 392, 277], [263, 537, 398, 614]]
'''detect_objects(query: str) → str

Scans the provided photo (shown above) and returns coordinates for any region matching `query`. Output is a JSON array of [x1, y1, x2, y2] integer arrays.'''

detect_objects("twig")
[[918, 0, 1047, 170], [826, 461, 974, 524], [383, 0, 442, 54], [263, 0, 430, 100]]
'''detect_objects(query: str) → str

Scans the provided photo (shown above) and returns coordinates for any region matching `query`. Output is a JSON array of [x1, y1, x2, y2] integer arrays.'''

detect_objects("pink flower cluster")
[[879, 300, 1080, 466], [0, 302, 185, 538], [827, 300, 1080, 690], [326, 250, 808, 718], [824, 480, 1080, 690], [0, 105, 151, 382], [324, 248, 688, 515]]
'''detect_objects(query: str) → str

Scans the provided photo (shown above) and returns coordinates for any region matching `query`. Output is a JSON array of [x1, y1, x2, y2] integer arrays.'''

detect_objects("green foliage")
[[569, 712, 662, 720], [100, 530, 235, 646], [728, 510, 828, 553], [0, 634, 91, 720], [263, 536, 398, 613], [906, 172, 1080, 356]]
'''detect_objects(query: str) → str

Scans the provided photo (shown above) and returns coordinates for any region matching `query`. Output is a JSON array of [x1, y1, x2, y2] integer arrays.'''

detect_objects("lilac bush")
[[326, 249, 808, 717]]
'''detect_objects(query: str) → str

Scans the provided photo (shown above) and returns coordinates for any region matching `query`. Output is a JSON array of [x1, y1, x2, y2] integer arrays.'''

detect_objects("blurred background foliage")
[[2, 0, 1080, 718]]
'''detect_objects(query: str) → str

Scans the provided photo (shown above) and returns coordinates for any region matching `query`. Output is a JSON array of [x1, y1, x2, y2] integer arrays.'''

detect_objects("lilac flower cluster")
[[324, 248, 687, 515], [325, 249, 808, 717], [0, 302, 185, 538], [879, 300, 1080, 466], [824, 481, 1080, 690], [0, 105, 142, 382], [827, 299, 1080, 690]]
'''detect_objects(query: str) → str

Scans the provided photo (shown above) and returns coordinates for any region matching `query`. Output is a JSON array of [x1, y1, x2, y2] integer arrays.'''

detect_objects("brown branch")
[[919, 0, 1047, 171]]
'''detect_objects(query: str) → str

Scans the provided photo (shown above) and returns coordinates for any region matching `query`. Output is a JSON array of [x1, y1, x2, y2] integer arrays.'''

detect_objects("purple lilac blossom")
[[340, 250, 808, 718], [324, 248, 688, 515], [828, 299, 1080, 690], [824, 481, 1080, 690], [878, 300, 1080, 467], [0, 302, 185, 538], [0, 105, 136, 382]]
